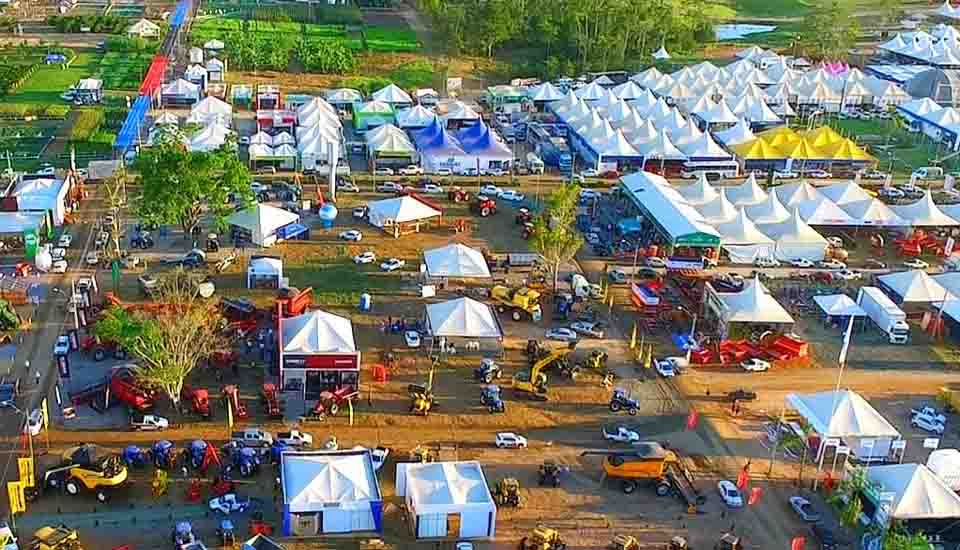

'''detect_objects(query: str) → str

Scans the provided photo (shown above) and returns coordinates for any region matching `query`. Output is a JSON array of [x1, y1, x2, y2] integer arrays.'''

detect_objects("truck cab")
[[231, 428, 274, 447], [276, 430, 313, 447]]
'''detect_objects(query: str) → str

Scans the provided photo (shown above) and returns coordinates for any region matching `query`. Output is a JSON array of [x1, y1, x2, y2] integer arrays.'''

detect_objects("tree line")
[[416, 0, 715, 74]]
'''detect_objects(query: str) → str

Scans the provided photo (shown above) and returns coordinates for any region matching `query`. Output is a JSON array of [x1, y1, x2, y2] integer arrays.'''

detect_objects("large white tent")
[[877, 270, 955, 305], [711, 276, 794, 324], [372, 83, 413, 106], [794, 197, 855, 226], [281, 450, 382, 535], [527, 82, 564, 102], [820, 181, 874, 206], [247, 256, 283, 289], [745, 192, 792, 224], [227, 203, 300, 247], [724, 174, 768, 206], [775, 180, 824, 207], [396, 461, 496, 539], [423, 243, 491, 279], [841, 199, 906, 227], [396, 105, 437, 129], [188, 122, 232, 152], [760, 209, 829, 261], [281, 310, 357, 354], [676, 175, 719, 206], [425, 297, 502, 339], [889, 191, 960, 227], [696, 189, 739, 224], [865, 464, 960, 521], [367, 196, 441, 236], [190, 96, 232, 125], [813, 294, 866, 318], [713, 209, 775, 264], [786, 390, 901, 461]]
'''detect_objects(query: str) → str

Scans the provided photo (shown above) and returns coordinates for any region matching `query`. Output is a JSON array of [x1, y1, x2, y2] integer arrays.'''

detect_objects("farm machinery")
[[261, 383, 282, 419], [311, 386, 358, 418], [492, 477, 523, 507], [520, 526, 566, 550], [30, 444, 128, 503], [182, 386, 212, 419], [480, 385, 505, 413], [222, 385, 248, 419]]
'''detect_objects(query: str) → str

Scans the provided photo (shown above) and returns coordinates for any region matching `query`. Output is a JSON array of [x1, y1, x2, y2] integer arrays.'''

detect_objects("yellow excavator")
[[513, 344, 575, 400], [409, 366, 436, 415]]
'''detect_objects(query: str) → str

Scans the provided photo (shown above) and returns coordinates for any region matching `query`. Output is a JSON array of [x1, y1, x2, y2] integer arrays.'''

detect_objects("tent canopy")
[[281, 309, 357, 353], [813, 294, 866, 317], [820, 181, 874, 206], [877, 270, 955, 303], [715, 276, 794, 324], [786, 390, 901, 439], [865, 464, 960, 520], [425, 297, 502, 338], [227, 203, 300, 245], [724, 174, 768, 206], [620, 172, 720, 247], [404, 461, 494, 511], [282, 451, 380, 514], [367, 196, 441, 227], [424, 244, 491, 278], [889, 191, 960, 227]]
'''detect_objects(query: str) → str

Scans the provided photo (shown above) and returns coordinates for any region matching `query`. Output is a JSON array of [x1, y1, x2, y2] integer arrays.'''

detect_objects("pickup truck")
[[232, 428, 274, 447], [602, 426, 640, 443], [130, 414, 170, 431], [376, 181, 403, 193], [910, 406, 947, 425], [276, 430, 314, 447]]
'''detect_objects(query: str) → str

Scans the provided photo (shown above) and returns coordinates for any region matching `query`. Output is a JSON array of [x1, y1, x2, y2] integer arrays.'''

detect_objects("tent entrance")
[[447, 513, 461, 537]]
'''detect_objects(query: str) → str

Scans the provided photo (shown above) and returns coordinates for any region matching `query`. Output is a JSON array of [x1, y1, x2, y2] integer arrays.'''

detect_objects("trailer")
[[857, 287, 909, 344]]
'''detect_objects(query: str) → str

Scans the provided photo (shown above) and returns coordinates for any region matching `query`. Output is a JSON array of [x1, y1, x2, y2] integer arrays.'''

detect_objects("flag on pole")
[[837, 315, 854, 367], [749, 486, 763, 505], [686, 408, 699, 430]]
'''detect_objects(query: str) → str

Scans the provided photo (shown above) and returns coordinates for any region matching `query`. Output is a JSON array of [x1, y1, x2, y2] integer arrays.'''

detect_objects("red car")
[[811, 271, 834, 283]]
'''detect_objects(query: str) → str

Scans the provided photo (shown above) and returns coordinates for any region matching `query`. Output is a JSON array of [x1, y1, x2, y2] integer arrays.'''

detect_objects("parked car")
[[480, 184, 502, 196], [51, 260, 67, 274], [485, 168, 505, 177], [376, 181, 403, 193], [903, 258, 929, 269], [353, 206, 368, 219], [24, 409, 43, 437], [717, 480, 744, 507], [835, 269, 862, 281], [580, 189, 603, 201], [256, 166, 277, 175], [879, 187, 905, 199], [337, 181, 360, 192], [740, 358, 771, 372], [790, 258, 814, 268], [399, 165, 424, 176], [421, 184, 444, 194], [864, 259, 887, 269], [654, 358, 677, 378], [498, 189, 525, 202], [404, 330, 421, 348], [374, 168, 394, 176], [811, 523, 839, 550], [602, 426, 640, 443], [911, 412, 945, 434], [806, 169, 832, 179], [570, 321, 606, 338], [646, 257, 667, 268], [580, 169, 600, 178], [495, 432, 528, 448], [818, 259, 846, 270], [545, 327, 579, 343], [53, 335, 70, 356], [84, 251, 99, 266], [789, 496, 821, 522], [433, 168, 452, 176], [353, 252, 376, 264], [380, 258, 405, 272], [754, 257, 780, 268], [774, 170, 799, 179], [861, 170, 888, 180], [339, 230, 363, 242]]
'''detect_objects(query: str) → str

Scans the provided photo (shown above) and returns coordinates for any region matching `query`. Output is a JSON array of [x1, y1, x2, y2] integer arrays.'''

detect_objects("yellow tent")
[[777, 138, 824, 159], [800, 126, 845, 148], [823, 139, 876, 162], [733, 138, 785, 160], [756, 126, 801, 147]]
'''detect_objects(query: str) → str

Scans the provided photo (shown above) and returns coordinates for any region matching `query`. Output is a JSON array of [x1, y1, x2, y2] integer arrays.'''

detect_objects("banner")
[[686, 409, 699, 430], [17, 457, 33, 488], [838, 315, 854, 367], [6, 482, 24, 514]]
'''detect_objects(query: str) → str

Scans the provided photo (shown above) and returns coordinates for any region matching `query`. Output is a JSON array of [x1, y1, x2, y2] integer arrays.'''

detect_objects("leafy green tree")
[[799, 0, 860, 59], [95, 270, 225, 408], [828, 466, 869, 528], [531, 184, 584, 290], [882, 522, 930, 550], [132, 141, 253, 237]]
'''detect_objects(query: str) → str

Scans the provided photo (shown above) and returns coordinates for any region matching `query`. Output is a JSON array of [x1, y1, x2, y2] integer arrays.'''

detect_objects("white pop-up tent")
[[864, 463, 960, 522], [396, 461, 496, 539], [928, 449, 960, 491], [889, 191, 960, 227], [696, 189, 738, 224], [710, 275, 794, 325], [372, 83, 413, 107], [877, 270, 956, 305], [425, 297, 502, 339], [794, 197, 855, 226], [760, 209, 829, 261], [676, 174, 719, 206], [820, 180, 874, 206], [423, 243, 491, 279], [786, 389, 901, 461], [227, 203, 300, 247], [281, 310, 357, 354], [813, 294, 866, 318], [724, 174, 768, 206], [247, 256, 283, 289], [366, 196, 441, 238], [775, 180, 824, 207], [281, 450, 382, 535], [713, 209, 775, 264], [841, 199, 906, 227], [745, 192, 791, 224]]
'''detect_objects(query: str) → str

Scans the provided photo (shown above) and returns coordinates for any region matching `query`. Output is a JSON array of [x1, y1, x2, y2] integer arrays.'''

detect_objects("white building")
[[396, 461, 496, 539]]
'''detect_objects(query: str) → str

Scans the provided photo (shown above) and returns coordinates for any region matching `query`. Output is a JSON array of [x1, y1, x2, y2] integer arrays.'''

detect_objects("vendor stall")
[[247, 256, 283, 289]]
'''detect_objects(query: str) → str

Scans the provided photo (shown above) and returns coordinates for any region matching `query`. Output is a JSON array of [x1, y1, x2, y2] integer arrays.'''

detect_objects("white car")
[[754, 257, 780, 268], [790, 258, 814, 268], [57, 234, 72, 248], [818, 259, 846, 270], [131, 414, 170, 431], [570, 321, 605, 338], [580, 189, 603, 200], [353, 251, 376, 264], [339, 230, 363, 242], [399, 165, 424, 176], [374, 168, 394, 176], [580, 169, 599, 178], [835, 269, 862, 281], [807, 169, 832, 179], [495, 432, 528, 448], [433, 168, 452, 176], [84, 251, 99, 266], [740, 358, 771, 372], [337, 181, 360, 192], [51, 260, 67, 274], [602, 426, 640, 443], [904, 258, 929, 269], [911, 413, 945, 434], [655, 359, 676, 378], [646, 257, 667, 268], [352, 206, 367, 219], [24, 409, 43, 437], [545, 327, 579, 342], [485, 168, 505, 177], [498, 190, 525, 202], [404, 330, 421, 348], [53, 335, 70, 356], [718, 480, 744, 507], [879, 187, 905, 199], [774, 170, 799, 179], [480, 184, 502, 196], [421, 184, 444, 194], [380, 258, 405, 272]]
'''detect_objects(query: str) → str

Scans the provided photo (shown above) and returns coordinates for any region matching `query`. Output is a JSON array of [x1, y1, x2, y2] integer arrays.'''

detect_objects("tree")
[[878, 0, 902, 26], [531, 184, 584, 290], [94, 270, 225, 409], [133, 141, 254, 238], [828, 465, 869, 528], [882, 522, 929, 550], [798, 0, 859, 60]]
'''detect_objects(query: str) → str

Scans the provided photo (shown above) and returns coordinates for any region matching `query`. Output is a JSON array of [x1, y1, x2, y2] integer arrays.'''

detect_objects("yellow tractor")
[[32, 526, 81, 550], [33, 444, 128, 503], [610, 535, 640, 550], [492, 477, 522, 507], [490, 285, 543, 322], [409, 367, 436, 415], [520, 526, 566, 550]]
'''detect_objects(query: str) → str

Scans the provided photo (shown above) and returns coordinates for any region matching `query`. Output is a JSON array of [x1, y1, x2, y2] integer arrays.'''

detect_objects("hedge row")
[[0, 103, 70, 118]]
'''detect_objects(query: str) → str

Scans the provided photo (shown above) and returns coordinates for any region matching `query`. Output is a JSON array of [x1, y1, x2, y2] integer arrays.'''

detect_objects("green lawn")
[[726, 0, 811, 18], [284, 258, 404, 306], [827, 117, 949, 175], [1, 52, 102, 105], [98, 52, 152, 91], [191, 16, 417, 52]]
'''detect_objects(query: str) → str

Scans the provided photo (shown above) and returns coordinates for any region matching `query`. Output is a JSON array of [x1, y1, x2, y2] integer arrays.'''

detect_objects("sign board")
[[924, 438, 941, 449], [861, 439, 875, 448], [7, 482, 24, 514], [824, 438, 841, 447], [17, 458, 33, 488], [891, 440, 907, 451], [836, 445, 850, 455]]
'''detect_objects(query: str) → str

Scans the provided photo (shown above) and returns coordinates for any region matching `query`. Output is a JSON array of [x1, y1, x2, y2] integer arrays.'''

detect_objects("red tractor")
[[182, 386, 212, 419], [275, 287, 312, 319], [109, 372, 155, 411], [81, 335, 126, 362], [209, 350, 238, 370], [261, 383, 282, 419], [447, 187, 471, 202], [222, 385, 248, 419], [471, 195, 497, 217], [311, 387, 359, 417]]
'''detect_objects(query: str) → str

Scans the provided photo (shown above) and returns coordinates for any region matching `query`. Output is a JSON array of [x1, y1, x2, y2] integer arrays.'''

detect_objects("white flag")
[[838, 314, 854, 366]]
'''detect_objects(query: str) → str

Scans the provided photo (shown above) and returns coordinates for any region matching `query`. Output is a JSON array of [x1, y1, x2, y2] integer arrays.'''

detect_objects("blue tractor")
[[184, 440, 209, 470], [122, 445, 148, 468], [270, 440, 291, 464], [172, 521, 195, 548], [152, 440, 176, 469], [480, 385, 506, 414], [216, 519, 235, 546], [227, 447, 260, 478]]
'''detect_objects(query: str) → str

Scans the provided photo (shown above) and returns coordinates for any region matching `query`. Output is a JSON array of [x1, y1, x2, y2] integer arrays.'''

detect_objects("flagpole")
[[814, 314, 855, 490]]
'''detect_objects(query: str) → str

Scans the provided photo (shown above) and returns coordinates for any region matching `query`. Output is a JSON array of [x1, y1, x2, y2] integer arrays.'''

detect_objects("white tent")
[[397, 461, 496, 539], [786, 390, 901, 460], [367, 196, 441, 231], [745, 191, 791, 224], [274, 131, 295, 146], [679, 131, 732, 160], [575, 81, 609, 102], [865, 464, 960, 521], [161, 78, 200, 102], [820, 181, 873, 205], [127, 18, 160, 38], [527, 82, 564, 102], [247, 256, 283, 288], [927, 449, 960, 491], [611, 80, 646, 100], [423, 243, 491, 278], [676, 175, 719, 206], [794, 197, 855, 226], [191, 96, 232, 122], [714, 276, 794, 324], [760, 208, 828, 261], [889, 191, 960, 226], [372, 83, 413, 106], [724, 174, 768, 206], [396, 105, 437, 129], [841, 198, 906, 227], [442, 101, 481, 122], [248, 143, 273, 159], [249, 131, 273, 146], [775, 180, 824, 207], [154, 112, 179, 126], [877, 270, 955, 304], [188, 122, 231, 152], [714, 209, 776, 264], [12, 177, 70, 225], [697, 189, 739, 224], [281, 451, 381, 533], [425, 297, 502, 339], [325, 88, 363, 104], [227, 203, 300, 247], [933, 272, 960, 297], [282, 310, 357, 354], [813, 294, 866, 317]]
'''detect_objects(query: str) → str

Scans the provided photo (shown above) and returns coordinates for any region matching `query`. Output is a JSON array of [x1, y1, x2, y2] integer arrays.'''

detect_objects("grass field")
[[829, 117, 949, 174], [283, 257, 405, 306], [98, 52, 152, 91], [0, 52, 102, 105]]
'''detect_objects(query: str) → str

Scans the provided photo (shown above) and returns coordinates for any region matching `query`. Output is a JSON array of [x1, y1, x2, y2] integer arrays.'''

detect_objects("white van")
[[526, 152, 545, 174]]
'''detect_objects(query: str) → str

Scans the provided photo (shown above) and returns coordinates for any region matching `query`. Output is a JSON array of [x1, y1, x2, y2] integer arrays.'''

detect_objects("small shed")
[[206, 58, 226, 83], [247, 256, 283, 289], [127, 18, 160, 39], [396, 461, 496, 539]]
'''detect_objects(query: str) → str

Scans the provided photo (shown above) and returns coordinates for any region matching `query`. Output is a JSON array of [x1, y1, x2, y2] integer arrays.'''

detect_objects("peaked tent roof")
[[281, 310, 357, 353], [760, 208, 829, 245], [775, 180, 824, 207], [733, 138, 784, 160], [192, 95, 232, 117], [877, 269, 956, 303], [282, 451, 380, 514], [786, 390, 901, 439], [680, 131, 732, 159], [745, 191, 792, 223], [713, 208, 774, 244], [226, 203, 300, 245], [325, 88, 363, 103], [423, 243, 492, 278], [404, 461, 494, 509], [676, 174, 719, 206], [372, 83, 413, 104], [396, 105, 437, 128], [889, 191, 960, 226], [528, 82, 565, 102], [866, 464, 960, 520], [425, 297, 502, 338], [715, 276, 794, 324], [813, 294, 865, 317], [697, 190, 739, 224], [637, 128, 686, 159], [725, 174, 768, 206], [841, 198, 907, 227], [715, 118, 757, 146], [820, 181, 873, 205], [795, 196, 856, 225], [367, 195, 442, 227]]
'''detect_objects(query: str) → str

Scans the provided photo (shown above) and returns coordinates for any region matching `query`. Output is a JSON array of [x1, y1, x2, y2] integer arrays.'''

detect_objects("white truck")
[[276, 430, 314, 447], [130, 415, 169, 431], [602, 426, 640, 443], [857, 286, 910, 344], [526, 152, 545, 175], [231, 428, 274, 447]]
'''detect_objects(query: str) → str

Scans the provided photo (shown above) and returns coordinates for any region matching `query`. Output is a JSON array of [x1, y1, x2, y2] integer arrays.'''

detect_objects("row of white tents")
[[296, 96, 345, 169], [897, 97, 960, 149], [879, 21, 960, 67]]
